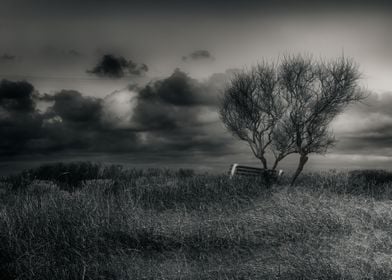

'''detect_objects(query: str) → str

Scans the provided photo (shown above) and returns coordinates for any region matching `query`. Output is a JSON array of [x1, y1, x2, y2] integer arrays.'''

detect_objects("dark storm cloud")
[[67, 66, 231, 155], [0, 80, 43, 155], [128, 68, 233, 155], [182, 50, 214, 62], [137, 69, 216, 108], [0, 80, 36, 112], [88, 54, 148, 78], [334, 92, 392, 156], [0, 85, 135, 155], [39, 91, 104, 152], [0, 69, 234, 157], [40, 90, 140, 153], [47, 90, 102, 125], [132, 68, 232, 132]]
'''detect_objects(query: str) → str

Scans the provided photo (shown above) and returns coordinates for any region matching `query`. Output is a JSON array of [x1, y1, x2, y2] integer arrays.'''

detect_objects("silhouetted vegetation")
[[2, 162, 197, 191]]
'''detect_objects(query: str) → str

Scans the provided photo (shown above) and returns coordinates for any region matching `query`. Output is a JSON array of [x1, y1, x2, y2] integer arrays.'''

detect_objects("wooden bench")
[[229, 163, 283, 180]]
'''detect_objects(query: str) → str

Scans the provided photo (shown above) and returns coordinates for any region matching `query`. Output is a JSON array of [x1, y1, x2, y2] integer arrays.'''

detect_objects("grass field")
[[1, 163, 392, 279]]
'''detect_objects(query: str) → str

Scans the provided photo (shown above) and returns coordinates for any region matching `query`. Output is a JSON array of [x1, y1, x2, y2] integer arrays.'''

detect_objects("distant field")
[[1, 163, 392, 279]]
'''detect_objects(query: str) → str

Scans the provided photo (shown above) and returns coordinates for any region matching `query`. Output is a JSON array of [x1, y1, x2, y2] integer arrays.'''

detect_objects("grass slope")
[[1, 163, 392, 279]]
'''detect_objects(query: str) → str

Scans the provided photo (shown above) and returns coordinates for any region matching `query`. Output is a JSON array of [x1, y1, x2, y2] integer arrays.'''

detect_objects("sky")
[[0, 0, 392, 174]]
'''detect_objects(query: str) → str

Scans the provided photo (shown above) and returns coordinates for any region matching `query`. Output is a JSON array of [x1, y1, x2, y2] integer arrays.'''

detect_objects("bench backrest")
[[229, 163, 283, 179]]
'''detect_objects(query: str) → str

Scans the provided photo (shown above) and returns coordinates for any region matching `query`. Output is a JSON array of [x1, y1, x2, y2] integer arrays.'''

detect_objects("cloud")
[[182, 50, 214, 62], [39, 45, 83, 60], [137, 68, 217, 107], [332, 92, 392, 156], [0, 80, 43, 155], [0, 54, 16, 62], [38, 68, 232, 156], [40, 90, 139, 153], [0, 85, 137, 155], [0, 80, 36, 112], [46, 90, 102, 126], [131, 68, 233, 132], [128, 61, 149, 76], [88, 54, 148, 78], [68, 49, 82, 57], [128, 68, 234, 155], [101, 87, 139, 129], [0, 68, 236, 160]]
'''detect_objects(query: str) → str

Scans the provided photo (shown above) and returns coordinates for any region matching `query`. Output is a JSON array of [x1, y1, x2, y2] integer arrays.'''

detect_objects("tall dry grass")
[[1, 163, 392, 279]]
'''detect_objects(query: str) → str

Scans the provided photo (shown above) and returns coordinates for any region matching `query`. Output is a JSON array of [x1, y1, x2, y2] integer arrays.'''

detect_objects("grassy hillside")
[[1, 163, 392, 279]]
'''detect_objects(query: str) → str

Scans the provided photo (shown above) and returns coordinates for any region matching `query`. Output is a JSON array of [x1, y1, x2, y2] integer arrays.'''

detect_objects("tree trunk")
[[260, 156, 268, 169], [290, 154, 308, 186], [271, 155, 283, 170]]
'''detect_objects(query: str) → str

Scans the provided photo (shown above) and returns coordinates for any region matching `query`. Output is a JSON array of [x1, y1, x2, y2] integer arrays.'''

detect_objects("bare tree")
[[219, 63, 284, 169], [219, 55, 364, 183], [278, 55, 364, 185]]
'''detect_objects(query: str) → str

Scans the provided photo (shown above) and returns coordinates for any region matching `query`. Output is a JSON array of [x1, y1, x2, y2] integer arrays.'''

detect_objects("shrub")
[[176, 168, 195, 178], [29, 162, 101, 188], [348, 169, 392, 185]]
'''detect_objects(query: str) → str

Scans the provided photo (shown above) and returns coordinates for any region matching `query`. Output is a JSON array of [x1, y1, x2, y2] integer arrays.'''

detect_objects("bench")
[[229, 163, 283, 180]]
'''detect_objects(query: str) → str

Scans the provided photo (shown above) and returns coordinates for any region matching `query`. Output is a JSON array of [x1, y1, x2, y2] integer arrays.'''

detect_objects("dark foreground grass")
[[1, 164, 392, 279]]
